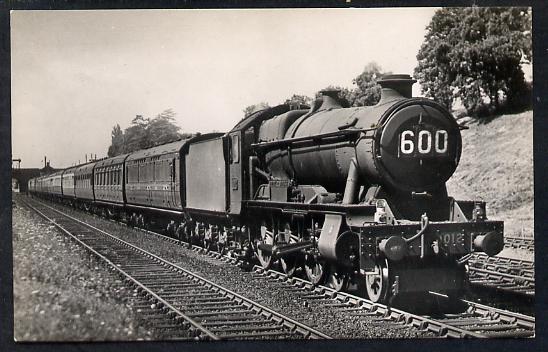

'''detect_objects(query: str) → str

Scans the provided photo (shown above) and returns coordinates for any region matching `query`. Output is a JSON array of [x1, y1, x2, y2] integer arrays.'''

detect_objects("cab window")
[[231, 134, 239, 163]]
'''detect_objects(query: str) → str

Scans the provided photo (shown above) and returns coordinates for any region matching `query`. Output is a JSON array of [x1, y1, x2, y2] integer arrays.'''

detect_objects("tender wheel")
[[364, 259, 390, 303], [128, 213, 138, 227], [203, 238, 211, 252], [256, 221, 274, 269], [279, 222, 299, 276], [165, 221, 176, 236], [137, 214, 146, 229], [217, 228, 227, 255], [326, 265, 349, 292], [304, 254, 325, 285]]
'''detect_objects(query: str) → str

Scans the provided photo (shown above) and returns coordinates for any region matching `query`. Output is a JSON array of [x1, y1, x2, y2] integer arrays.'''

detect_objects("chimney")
[[377, 74, 416, 104], [318, 89, 343, 110]]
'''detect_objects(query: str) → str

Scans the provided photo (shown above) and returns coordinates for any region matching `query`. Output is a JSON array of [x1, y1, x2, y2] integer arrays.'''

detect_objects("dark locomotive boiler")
[[29, 74, 504, 306], [250, 74, 503, 302]]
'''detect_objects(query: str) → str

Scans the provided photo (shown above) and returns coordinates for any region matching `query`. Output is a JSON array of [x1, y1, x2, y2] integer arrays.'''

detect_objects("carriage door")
[[229, 131, 242, 214]]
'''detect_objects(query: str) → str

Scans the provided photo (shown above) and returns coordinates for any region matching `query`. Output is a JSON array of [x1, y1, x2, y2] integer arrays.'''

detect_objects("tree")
[[123, 115, 151, 153], [148, 109, 181, 146], [243, 102, 270, 117], [107, 109, 187, 156], [107, 124, 124, 157], [348, 62, 390, 106], [284, 94, 313, 107], [316, 62, 390, 107], [314, 86, 353, 108], [414, 7, 532, 116]]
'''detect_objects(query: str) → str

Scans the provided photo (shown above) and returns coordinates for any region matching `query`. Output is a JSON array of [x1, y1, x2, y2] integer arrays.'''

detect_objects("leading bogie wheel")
[[363, 259, 390, 303], [326, 265, 349, 292]]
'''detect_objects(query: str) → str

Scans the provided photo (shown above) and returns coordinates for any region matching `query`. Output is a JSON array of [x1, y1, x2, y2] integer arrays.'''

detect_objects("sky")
[[11, 8, 439, 168]]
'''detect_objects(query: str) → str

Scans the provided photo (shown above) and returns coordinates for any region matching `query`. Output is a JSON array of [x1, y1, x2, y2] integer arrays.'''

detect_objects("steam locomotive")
[[29, 74, 504, 304]]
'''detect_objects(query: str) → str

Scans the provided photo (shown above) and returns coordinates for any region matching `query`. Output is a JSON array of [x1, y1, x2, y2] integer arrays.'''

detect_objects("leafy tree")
[[243, 62, 389, 116], [243, 102, 270, 117], [107, 124, 124, 157], [414, 7, 532, 116], [107, 109, 188, 156], [316, 63, 390, 107], [123, 115, 151, 153], [284, 94, 313, 107], [148, 109, 181, 146], [314, 86, 353, 108], [348, 62, 391, 106]]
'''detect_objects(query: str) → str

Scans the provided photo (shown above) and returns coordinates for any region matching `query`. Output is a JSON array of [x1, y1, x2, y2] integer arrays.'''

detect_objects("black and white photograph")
[[8, 6, 536, 343]]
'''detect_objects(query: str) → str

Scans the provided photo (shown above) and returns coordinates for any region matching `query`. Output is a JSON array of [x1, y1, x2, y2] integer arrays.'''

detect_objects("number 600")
[[400, 129, 448, 155]]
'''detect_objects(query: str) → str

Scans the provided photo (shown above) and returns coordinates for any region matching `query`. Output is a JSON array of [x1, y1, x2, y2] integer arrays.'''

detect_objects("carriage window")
[[231, 134, 239, 163]]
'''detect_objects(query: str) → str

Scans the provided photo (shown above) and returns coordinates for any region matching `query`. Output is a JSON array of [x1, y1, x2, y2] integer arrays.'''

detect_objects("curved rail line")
[[468, 254, 534, 297], [22, 198, 332, 340]]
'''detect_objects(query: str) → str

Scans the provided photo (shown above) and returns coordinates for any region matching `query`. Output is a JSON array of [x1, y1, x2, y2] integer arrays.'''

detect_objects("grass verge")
[[12, 200, 152, 341]]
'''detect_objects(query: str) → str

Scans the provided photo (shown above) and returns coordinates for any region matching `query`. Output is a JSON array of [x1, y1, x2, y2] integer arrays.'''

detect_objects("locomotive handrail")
[[404, 213, 430, 243], [251, 128, 374, 150]]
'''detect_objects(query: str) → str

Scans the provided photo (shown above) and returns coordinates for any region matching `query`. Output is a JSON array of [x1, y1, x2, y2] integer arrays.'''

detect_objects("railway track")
[[505, 236, 534, 252], [22, 196, 535, 338], [468, 254, 535, 297], [252, 268, 535, 338], [22, 198, 331, 340]]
